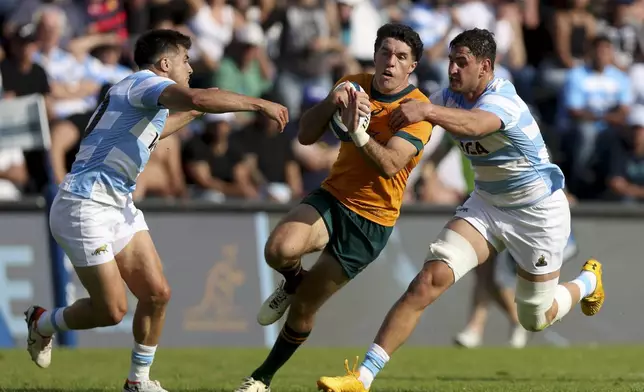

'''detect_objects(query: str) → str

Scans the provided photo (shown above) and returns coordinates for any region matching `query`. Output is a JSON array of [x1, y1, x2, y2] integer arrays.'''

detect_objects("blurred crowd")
[[1, 0, 644, 205]]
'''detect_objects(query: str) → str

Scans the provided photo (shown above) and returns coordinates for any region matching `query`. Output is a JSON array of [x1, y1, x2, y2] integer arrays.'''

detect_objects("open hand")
[[389, 98, 429, 130], [260, 100, 289, 131]]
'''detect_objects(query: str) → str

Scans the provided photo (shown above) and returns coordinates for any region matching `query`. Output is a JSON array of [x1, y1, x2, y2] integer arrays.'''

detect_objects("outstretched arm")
[[157, 85, 289, 130]]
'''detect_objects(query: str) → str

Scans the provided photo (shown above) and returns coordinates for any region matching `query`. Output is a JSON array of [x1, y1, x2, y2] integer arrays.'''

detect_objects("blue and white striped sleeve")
[[429, 88, 446, 106], [474, 91, 522, 130], [127, 73, 176, 109]]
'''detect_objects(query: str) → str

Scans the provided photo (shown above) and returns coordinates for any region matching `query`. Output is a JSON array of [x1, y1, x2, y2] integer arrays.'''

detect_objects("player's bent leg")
[[514, 258, 604, 333], [239, 251, 350, 392], [258, 200, 330, 326], [115, 230, 171, 392], [25, 261, 128, 368], [317, 218, 496, 392]]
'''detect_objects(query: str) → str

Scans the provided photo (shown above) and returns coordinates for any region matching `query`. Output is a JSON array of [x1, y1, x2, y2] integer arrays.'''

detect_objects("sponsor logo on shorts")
[[91, 244, 108, 256], [535, 255, 547, 267]]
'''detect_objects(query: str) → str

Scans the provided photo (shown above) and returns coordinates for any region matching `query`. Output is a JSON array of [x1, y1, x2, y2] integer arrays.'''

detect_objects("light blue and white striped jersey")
[[431, 77, 565, 207], [59, 70, 176, 207]]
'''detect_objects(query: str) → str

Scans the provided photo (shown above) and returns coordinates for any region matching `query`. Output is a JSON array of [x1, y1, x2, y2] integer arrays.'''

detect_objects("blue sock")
[[357, 343, 390, 389]]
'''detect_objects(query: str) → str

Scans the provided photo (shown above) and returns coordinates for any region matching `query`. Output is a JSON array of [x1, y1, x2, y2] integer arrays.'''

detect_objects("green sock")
[[251, 323, 311, 385]]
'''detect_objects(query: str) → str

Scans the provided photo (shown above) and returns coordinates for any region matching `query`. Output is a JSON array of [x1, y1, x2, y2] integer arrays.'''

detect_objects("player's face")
[[374, 38, 417, 94], [164, 46, 193, 87], [447, 45, 491, 94]]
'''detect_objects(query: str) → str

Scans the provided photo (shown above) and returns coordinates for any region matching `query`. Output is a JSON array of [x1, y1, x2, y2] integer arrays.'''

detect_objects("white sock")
[[357, 343, 390, 389], [128, 342, 157, 382], [36, 308, 69, 337], [571, 271, 597, 299]]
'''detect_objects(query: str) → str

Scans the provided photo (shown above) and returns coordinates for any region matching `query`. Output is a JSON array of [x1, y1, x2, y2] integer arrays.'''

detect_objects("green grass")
[[2, 346, 644, 391]]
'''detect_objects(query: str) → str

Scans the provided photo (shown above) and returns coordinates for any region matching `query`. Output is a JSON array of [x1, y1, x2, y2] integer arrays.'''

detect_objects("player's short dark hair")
[[374, 23, 423, 62], [449, 28, 497, 69], [134, 29, 192, 68]]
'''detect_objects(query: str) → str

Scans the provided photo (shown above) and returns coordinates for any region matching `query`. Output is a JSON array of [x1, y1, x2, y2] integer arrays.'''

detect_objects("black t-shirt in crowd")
[[1, 60, 50, 97], [182, 134, 245, 185], [229, 126, 294, 183]]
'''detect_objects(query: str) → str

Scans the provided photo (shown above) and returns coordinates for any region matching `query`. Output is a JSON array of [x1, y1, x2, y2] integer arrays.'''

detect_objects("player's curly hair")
[[134, 29, 192, 68], [449, 28, 497, 69], [374, 23, 424, 62]]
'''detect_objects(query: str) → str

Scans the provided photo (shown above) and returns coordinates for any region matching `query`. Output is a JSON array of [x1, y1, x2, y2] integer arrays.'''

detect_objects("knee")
[[401, 261, 453, 309], [515, 277, 558, 332], [144, 281, 172, 308], [264, 232, 301, 267], [516, 302, 548, 332]]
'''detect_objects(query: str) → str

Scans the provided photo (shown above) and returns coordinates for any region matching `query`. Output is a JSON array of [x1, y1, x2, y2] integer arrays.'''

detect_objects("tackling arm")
[[423, 105, 502, 138]]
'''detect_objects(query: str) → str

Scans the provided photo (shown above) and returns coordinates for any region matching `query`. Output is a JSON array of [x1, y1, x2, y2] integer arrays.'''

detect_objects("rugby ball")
[[328, 81, 371, 142]]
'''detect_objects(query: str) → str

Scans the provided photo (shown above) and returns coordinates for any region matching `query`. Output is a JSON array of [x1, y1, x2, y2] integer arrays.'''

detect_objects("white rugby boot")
[[234, 377, 270, 392], [24, 305, 53, 368], [509, 324, 529, 348], [123, 380, 168, 392], [453, 329, 482, 348], [257, 280, 293, 326]]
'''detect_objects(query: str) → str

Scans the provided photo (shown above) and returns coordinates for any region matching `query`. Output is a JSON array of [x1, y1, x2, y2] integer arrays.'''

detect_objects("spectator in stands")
[[182, 113, 259, 202], [265, 0, 341, 118], [540, 0, 596, 96], [213, 22, 275, 101], [84, 0, 129, 40], [0, 23, 52, 194], [186, 0, 245, 84], [559, 35, 632, 197], [287, 85, 340, 195], [231, 93, 303, 203], [32, 5, 104, 185], [607, 105, 644, 203], [1, 23, 51, 105], [3, 0, 87, 48], [89, 43, 133, 86], [597, 0, 644, 71]]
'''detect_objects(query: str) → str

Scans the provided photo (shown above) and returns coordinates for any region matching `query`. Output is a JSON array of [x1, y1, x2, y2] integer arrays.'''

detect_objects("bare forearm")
[[161, 110, 203, 139], [192, 89, 264, 113], [299, 98, 336, 145], [357, 138, 403, 179], [423, 105, 482, 138]]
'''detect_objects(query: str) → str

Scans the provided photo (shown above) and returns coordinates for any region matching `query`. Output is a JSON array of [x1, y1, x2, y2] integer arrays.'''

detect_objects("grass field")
[[2, 346, 644, 391]]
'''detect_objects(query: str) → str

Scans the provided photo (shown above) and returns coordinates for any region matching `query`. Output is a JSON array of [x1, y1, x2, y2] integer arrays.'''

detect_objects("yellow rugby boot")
[[317, 357, 369, 392], [580, 259, 604, 316]]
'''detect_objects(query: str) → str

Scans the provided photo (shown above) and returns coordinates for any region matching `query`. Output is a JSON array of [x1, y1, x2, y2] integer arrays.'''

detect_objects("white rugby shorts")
[[49, 190, 148, 267], [455, 189, 571, 276]]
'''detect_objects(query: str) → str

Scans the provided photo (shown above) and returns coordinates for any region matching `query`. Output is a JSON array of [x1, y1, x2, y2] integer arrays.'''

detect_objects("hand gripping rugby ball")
[[328, 81, 371, 141]]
